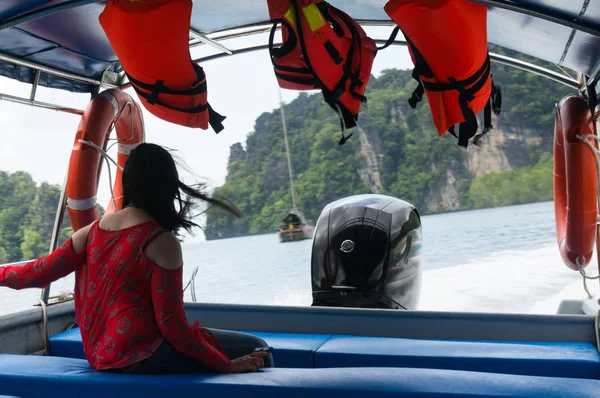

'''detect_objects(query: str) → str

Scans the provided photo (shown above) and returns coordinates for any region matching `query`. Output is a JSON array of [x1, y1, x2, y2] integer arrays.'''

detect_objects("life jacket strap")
[[473, 80, 502, 145], [327, 5, 367, 102], [408, 69, 425, 109], [269, 18, 319, 89], [329, 102, 354, 145], [406, 35, 497, 148], [351, 91, 367, 102], [420, 54, 490, 95], [377, 26, 401, 51], [269, 19, 298, 60], [449, 79, 503, 147], [324, 40, 344, 65], [127, 64, 208, 97], [315, 2, 345, 36], [407, 32, 487, 105], [274, 70, 318, 87], [125, 64, 226, 133]]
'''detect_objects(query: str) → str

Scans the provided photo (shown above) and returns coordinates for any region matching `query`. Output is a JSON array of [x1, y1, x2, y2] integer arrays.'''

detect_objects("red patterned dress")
[[0, 220, 230, 371]]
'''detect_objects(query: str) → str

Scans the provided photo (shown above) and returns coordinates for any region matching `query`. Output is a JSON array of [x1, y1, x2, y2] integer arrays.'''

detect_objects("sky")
[[0, 27, 413, 240]]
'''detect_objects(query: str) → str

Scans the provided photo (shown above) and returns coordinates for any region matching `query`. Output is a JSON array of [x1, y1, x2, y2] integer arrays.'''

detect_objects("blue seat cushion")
[[49, 328, 332, 368], [238, 330, 332, 368], [0, 354, 599, 398], [316, 335, 600, 379]]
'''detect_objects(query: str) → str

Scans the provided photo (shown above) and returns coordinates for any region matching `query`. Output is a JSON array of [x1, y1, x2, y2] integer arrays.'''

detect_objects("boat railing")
[[183, 266, 200, 303], [0, 260, 31, 267], [0, 259, 75, 308]]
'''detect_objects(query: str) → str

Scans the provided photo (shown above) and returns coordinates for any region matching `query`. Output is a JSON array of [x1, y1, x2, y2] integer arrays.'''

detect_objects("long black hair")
[[121, 143, 243, 236]]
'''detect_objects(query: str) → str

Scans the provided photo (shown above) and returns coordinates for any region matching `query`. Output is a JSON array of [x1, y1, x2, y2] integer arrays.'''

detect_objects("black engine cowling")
[[311, 194, 423, 310]]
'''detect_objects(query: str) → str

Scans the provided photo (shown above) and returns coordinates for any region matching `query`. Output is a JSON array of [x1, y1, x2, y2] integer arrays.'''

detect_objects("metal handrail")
[[0, 260, 32, 268], [0, 260, 75, 307], [0, 52, 116, 88], [0, 92, 84, 115], [183, 266, 200, 303]]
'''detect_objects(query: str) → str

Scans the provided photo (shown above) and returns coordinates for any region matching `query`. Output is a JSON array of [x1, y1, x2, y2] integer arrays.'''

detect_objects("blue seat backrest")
[[237, 330, 332, 368], [49, 328, 85, 359], [49, 328, 333, 368], [0, 354, 599, 398], [315, 335, 600, 379]]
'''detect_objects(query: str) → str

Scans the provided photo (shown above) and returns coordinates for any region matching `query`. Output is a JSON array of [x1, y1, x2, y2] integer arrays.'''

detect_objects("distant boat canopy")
[[279, 209, 314, 243], [281, 210, 304, 226]]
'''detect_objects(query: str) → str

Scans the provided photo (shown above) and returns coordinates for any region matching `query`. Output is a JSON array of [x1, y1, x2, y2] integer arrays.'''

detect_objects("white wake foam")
[[418, 245, 592, 314]]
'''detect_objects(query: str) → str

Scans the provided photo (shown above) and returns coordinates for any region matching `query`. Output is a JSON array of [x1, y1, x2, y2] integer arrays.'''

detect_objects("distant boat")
[[278, 208, 315, 243], [277, 88, 314, 242]]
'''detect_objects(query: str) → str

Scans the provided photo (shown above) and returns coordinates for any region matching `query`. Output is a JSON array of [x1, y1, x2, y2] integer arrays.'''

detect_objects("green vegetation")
[[205, 46, 573, 240], [469, 153, 554, 209], [0, 48, 574, 245], [0, 171, 74, 263]]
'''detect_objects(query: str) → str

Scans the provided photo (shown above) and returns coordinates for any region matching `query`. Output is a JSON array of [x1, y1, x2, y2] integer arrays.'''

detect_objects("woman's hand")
[[227, 352, 270, 373]]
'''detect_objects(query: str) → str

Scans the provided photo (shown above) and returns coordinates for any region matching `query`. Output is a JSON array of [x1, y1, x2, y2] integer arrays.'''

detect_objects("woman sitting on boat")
[[0, 143, 273, 374]]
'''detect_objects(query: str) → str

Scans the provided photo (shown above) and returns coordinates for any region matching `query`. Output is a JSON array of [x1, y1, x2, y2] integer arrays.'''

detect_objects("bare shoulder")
[[70, 222, 94, 255], [144, 231, 183, 270]]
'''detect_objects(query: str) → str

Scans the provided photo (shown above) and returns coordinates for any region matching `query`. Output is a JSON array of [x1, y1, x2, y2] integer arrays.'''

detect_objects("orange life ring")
[[553, 94, 598, 270], [66, 89, 145, 232]]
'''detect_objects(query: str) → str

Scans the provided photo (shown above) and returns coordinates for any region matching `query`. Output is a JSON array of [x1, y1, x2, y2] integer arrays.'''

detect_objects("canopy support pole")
[[189, 29, 233, 55], [41, 170, 70, 304], [30, 70, 40, 101], [0, 92, 84, 115]]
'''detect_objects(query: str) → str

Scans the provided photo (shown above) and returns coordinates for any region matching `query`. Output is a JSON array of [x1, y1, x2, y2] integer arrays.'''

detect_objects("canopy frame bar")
[[0, 4, 593, 97], [0, 51, 118, 88], [2, 0, 599, 38], [0, 92, 84, 115], [471, 0, 600, 37], [184, 40, 580, 90], [189, 29, 233, 55], [0, 0, 103, 31]]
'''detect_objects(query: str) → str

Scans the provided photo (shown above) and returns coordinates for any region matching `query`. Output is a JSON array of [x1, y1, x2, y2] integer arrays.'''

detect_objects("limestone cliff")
[[205, 58, 572, 239]]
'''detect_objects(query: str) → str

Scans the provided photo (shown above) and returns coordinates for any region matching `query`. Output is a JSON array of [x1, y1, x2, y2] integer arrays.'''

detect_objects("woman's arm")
[[146, 232, 231, 372], [0, 223, 90, 290]]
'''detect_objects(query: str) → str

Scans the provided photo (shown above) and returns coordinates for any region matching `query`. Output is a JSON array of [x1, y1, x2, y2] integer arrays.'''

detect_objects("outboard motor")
[[311, 194, 423, 310]]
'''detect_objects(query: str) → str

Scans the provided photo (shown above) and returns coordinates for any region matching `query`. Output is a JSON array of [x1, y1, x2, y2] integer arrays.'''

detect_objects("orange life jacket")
[[384, 0, 502, 147], [99, 0, 226, 133], [268, 0, 377, 144]]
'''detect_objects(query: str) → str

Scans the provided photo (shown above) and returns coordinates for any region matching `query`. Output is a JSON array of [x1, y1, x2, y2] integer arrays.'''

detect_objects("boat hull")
[[279, 227, 314, 242]]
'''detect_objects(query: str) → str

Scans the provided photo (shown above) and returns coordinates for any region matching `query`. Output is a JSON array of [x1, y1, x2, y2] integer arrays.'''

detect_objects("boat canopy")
[[0, 0, 599, 101], [281, 209, 309, 226]]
